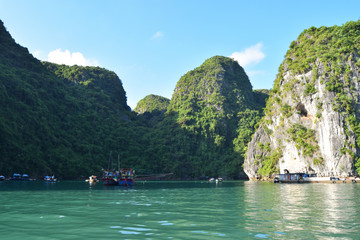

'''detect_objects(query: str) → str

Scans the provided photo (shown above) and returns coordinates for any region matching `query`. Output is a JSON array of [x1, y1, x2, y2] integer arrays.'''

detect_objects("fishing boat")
[[44, 175, 57, 182], [117, 169, 135, 186], [103, 168, 135, 186], [102, 170, 118, 185], [102, 151, 135, 186], [85, 175, 99, 183]]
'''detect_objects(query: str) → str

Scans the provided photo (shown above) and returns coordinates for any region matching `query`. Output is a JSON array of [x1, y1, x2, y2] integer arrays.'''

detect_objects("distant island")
[[1, 19, 360, 180]]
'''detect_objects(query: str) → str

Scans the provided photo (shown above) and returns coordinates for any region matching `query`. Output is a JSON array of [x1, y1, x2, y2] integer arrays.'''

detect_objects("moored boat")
[[11, 173, 21, 180], [103, 168, 135, 186], [21, 174, 30, 181], [0, 175, 5, 181], [11, 173, 33, 181], [102, 151, 135, 186], [274, 172, 359, 183], [44, 175, 56, 182], [102, 171, 118, 185]]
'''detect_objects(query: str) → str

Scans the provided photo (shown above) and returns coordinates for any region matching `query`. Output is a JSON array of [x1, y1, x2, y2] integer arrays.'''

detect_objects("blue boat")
[[0, 175, 5, 181], [11, 173, 21, 180], [10, 173, 31, 181], [21, 174, 30, 181]]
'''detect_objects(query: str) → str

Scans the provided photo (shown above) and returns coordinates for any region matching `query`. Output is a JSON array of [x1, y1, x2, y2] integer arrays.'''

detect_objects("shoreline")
[[249, 176, 360, 183]]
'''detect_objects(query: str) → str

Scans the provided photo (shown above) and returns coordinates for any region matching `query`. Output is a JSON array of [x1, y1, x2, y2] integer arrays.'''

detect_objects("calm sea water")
[[0, 180, 359, 239]]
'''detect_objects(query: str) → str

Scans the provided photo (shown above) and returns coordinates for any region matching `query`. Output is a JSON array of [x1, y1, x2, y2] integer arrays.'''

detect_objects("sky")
[[0, 0, 359, 109]]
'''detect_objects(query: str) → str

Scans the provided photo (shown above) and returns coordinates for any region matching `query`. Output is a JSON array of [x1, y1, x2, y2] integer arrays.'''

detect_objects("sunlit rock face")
[[244, 21, 360, 179]]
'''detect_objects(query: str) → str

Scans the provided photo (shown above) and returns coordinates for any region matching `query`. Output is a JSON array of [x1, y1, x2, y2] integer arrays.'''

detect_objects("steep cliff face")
[[244, 20, 360, 179]]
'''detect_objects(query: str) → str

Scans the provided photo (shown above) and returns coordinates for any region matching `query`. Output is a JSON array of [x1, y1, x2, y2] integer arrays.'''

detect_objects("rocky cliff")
[[244, 20, 360, 179]]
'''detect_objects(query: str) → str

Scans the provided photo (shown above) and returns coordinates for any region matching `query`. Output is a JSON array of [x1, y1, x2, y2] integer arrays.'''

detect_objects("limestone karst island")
[[1, 19, 360, 182]]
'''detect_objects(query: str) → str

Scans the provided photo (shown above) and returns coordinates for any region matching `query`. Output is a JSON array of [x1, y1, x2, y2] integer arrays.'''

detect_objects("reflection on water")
[[0, 181, 360, 239], [243, 182, 360, 239]]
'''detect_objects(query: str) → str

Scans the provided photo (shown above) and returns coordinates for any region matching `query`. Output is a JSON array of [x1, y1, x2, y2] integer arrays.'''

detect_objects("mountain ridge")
[[0, 20, 137, 178]]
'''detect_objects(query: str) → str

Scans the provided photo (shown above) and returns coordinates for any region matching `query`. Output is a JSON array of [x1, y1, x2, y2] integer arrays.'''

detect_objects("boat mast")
[[108, 151, 113, 170], [117, 152, 120, 171]]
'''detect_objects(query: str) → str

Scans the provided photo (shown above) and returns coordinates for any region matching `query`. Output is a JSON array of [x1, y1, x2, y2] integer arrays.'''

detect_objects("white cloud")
[[229, 43, 265, 67], [47, 48, 98, 66], [152, 31, 164, 40]]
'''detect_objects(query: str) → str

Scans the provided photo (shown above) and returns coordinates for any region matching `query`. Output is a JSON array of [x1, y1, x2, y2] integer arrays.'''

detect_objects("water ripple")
[[118, 230, 140, 235], [1, 181, 360, 239]]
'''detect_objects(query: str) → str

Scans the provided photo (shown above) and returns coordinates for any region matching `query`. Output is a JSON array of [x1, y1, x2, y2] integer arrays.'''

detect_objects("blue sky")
[[0, 0, 359, 109]]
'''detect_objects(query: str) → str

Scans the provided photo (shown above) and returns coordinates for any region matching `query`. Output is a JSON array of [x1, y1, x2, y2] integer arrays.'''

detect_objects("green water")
[[0, 181, 359, 239]]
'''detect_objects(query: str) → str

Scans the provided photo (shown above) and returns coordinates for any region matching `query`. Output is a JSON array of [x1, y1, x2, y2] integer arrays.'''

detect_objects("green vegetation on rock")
[[134, 94, 170, 114], [249, 20, 360, 178], [257, 148, 282, 177], [150, 56, 267, 178], [0, 20, 268, 179], [287, 123, 319, 157], [0, 20, 139, 178]]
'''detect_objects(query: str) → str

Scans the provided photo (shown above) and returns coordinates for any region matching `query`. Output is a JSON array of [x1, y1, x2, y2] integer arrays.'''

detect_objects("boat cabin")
[[278, 173, 304, 181], [276, 172, 318, 182]]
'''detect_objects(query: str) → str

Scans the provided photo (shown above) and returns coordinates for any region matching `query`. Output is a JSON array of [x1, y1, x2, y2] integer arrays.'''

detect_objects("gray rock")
[[244, 60, 358, 179]]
